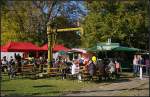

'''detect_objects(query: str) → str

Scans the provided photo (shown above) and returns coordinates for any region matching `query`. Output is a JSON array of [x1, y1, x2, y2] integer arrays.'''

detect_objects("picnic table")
[[20, 64, 35, 78]]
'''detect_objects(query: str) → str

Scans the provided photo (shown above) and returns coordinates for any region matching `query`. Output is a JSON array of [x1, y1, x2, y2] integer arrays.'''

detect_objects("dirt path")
[[64, 73, 149, 96]]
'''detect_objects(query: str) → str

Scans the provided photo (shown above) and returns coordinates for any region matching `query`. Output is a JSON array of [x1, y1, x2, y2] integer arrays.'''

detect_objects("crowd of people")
[[1, 54, 47, 79], [1, 53, 149, 80], [1, 54, 22, 79], [51, 55, 122, 81], [133, 54, 149, 77]]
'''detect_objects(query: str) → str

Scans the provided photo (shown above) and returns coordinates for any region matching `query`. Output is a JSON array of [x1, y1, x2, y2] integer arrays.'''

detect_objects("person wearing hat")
[[92, 56, 97, 63]]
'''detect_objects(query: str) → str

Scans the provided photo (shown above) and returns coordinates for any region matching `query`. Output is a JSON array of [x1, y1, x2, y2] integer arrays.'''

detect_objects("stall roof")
[[1, 41, 41, 52], [86, 45, 141, 52], [112, 46, 141, 52], [41, 44, 70, 52], [1, 45, 7, 52]]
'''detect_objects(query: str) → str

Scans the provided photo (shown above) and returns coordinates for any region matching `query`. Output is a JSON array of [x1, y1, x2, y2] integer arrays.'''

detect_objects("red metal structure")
[[1, 42, 41, 52], [41, 44, 70, 52]]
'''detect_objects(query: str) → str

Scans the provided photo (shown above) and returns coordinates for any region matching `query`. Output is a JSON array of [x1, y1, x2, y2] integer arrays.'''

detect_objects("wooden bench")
[[79, 66, 91, 81], [46, 68, 63, 78], [81, 70, 91, 81], [21, 64, 37, 79]]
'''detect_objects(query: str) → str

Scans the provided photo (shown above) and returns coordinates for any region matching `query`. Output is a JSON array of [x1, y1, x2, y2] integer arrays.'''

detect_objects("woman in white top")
[[71, 60, 82, 81], [71, 60, 79, 75], [133, 55, 138, 77]]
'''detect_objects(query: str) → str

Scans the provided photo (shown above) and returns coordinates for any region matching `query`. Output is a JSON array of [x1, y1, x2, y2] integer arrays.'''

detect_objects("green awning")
[[112, 46, 140, 52], [86, 42, 141, 52]]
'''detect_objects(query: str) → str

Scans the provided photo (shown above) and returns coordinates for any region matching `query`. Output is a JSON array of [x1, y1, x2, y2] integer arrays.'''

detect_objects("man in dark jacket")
[[88, 60, 96, 80]]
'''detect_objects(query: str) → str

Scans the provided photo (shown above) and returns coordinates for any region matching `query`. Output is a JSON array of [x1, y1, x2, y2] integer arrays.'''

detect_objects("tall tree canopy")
[[81, 0, 149, 50], [1, 0, 149, 50], [1, 0, 85, 47]]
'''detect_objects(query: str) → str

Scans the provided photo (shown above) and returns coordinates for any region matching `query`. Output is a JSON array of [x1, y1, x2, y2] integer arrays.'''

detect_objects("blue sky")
[[43, 1, 88, 21]]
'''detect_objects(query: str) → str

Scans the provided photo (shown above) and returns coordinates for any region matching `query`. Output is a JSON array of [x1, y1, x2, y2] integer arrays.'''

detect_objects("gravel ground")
[[64, 73, 149, 96]]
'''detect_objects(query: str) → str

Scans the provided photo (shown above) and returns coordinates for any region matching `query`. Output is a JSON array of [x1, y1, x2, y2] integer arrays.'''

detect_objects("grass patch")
[[1, 74, 95, 96]]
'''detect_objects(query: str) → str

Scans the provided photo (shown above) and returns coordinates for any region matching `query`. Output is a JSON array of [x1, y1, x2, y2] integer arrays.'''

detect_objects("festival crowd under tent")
[[85, 42, 143, 71]]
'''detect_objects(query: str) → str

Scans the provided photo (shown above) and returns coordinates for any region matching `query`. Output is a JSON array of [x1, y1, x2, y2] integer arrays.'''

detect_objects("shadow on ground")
[[90, 78, 131, 84], [31, 91, 60, 96], [32, 85, 55, 88]]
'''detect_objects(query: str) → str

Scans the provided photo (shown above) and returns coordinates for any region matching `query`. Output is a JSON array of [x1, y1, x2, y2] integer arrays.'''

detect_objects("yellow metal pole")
[[47, 25, 53, 67], [48, 27, 84, 35], [79, 27, 84, 35], [47, 26, 84, 67], [53, 27, 82, 33]]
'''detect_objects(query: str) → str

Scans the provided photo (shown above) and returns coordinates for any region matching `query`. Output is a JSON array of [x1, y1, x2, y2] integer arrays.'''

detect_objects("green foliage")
[[1, 1, 37, 45], [81, 0, 148, 49], [1, 1, 82, 47]]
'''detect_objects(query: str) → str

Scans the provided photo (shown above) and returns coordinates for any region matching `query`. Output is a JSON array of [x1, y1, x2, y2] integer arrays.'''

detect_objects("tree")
[[1, 0, 85, 47], [81, 0, 148, 50], [1, 1, 39, 45]]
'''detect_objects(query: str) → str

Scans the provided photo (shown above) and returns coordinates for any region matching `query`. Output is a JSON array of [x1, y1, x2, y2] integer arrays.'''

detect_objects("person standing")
[[145, 56, 150, 76], [71, 60, 80, 80], [79, 56, 84, 66], [138, 55, 144, 72], [115, 60, 121, 79], [133, 55, 139, 77], [108, 59, 115, 79], [60, 61, 67, 80], [87, 60, 96, 81], [71, 60, 79, 75], [138, 55, 145, 80], [15, 54, 22, 73], [2, 56, 8, 73], [8, 58, 16, 79]]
